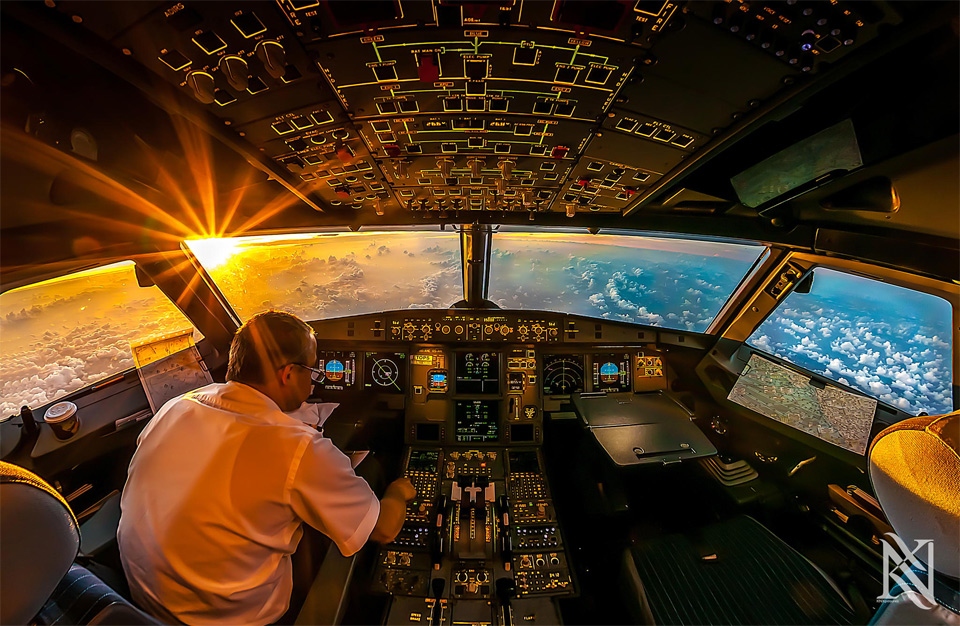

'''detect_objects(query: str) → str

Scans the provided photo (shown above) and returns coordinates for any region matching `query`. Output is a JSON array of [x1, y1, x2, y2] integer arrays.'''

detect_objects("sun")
[[185, 238, 243, 271]]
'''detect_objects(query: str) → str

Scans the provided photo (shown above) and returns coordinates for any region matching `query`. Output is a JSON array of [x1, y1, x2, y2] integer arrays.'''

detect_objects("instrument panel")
[[311, 341, 668, 446]]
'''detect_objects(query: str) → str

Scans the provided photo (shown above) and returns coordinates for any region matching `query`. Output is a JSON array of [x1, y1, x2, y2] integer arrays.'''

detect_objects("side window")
[[747, 267, 954, 416], [1, 261, 203, 419]]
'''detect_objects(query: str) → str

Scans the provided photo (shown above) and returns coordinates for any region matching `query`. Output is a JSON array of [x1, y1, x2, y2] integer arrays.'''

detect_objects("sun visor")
[[731, 119, 863, 209]]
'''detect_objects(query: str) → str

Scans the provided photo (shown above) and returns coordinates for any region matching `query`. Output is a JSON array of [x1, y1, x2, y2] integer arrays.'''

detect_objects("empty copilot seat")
[[621, 516, 856, 625]]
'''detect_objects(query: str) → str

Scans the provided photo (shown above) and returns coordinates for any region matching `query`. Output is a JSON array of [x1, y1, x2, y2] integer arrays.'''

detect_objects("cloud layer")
[[751, 300, 953, 416]]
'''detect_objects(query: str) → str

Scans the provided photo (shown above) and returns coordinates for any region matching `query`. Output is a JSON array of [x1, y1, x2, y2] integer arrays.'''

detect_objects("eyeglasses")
[[291, 362, 324, 384]]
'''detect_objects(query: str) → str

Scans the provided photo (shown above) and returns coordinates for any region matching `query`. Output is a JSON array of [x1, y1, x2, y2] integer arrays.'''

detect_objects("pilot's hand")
[[386, 477, 417, 503]]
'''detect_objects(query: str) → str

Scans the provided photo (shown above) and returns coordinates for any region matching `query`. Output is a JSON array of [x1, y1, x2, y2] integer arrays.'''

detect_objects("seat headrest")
[[868, 411, 960, 579], [0, 461, 80, 625]]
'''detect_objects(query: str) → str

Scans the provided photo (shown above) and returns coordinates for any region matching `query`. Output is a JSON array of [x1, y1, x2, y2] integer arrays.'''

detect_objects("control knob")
[[218, 55, 249, 91], [255, 40, 286, 79], [186, 71, 215, 104]]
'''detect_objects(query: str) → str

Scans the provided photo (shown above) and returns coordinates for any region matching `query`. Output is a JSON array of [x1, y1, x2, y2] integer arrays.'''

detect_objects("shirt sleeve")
[[288, 435, 381, 556]]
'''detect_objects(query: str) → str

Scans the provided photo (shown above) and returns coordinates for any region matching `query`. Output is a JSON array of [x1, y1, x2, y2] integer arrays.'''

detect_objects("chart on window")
[[728, 354, 877, 454]]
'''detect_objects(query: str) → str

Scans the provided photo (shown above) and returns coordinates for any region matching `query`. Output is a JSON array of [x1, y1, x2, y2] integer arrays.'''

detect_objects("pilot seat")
[[0, 460, 159, 625]]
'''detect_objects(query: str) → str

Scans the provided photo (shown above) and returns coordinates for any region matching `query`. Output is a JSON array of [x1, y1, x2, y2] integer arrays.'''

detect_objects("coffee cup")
[[44, 401, 79, 439]]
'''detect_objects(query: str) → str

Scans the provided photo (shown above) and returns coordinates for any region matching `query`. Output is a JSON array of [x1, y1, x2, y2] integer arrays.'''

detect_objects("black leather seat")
[[622, 515, 856, 625], [0, 461, 160, 625]]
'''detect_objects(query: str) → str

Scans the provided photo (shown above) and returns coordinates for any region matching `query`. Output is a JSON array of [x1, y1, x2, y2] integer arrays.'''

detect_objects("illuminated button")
[[615, 117, 638, 132], [636, 122, 657, 137], [309, 135, 327, 145], [286, 138, 308, 152], [672, 134, 695, 148], [311, 110, 334, 125], [399, 100, 419, 113], [513, 45, 538, 66], [158, 49, 191, 71], [466, 97, 485, 111], [373, 64, 398, 82], [416, 52, 440, 82], [653, 128, 676, 142], [290, 0, 320, 9], [554, 66, 579, 84], [271, 120, 295, 135], [468, 136, 485, 148], [291, 116, 313, 130], [371, 120, 392, 133], [246, 76, 268, 94], [192, 31, 227, 55], [280, 64, 302, 83], [231, 12, 267, 38], [443, 98, 463, 112], [489, 98, 509, 113], [532, 100, 553, 115], [466, 81, 486, 96], [514, 124, 533, 136], [551, 146, 569, 159], [529, 145, 547, 156], [303, 154, 323, 166], [634, 171, 650, 182], [213, 90, 236, 106], [554, 102, 575, 117], [585, 65, 612, 85], [377, 101, 398, 115], [465, 58, 488, 80]]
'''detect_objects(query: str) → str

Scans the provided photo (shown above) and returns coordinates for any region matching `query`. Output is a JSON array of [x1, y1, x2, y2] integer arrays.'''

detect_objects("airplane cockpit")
[[1, 1, 958, 625]]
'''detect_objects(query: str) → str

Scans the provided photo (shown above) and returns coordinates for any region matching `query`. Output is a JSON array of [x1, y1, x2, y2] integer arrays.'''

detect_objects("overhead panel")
[[50, 0, 910, 218]]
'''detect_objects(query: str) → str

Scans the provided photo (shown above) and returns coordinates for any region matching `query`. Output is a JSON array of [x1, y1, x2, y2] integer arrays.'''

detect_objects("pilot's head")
[[226, 311, 318, 412]]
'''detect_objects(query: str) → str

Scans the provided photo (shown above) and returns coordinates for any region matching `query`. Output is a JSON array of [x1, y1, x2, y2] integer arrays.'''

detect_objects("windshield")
[[0, 261, 202, 419], [488, 231, 764, 332], [186, 231, 462, 322]]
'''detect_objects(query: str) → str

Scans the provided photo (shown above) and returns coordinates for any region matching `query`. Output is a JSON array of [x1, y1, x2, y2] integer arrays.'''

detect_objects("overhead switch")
[[186, 71, 216, 104], [417, 53, 440, 83], [336, 142, 355, 163], [255, 40, 287, 79], [218, 55, 249, 91]]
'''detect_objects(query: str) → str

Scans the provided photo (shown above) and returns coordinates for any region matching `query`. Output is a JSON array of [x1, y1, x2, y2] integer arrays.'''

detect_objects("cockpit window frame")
[[721, 251, 959, 415]]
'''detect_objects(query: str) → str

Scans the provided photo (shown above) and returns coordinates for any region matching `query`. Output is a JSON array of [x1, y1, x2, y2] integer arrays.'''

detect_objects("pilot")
[[117, 310, 417, 625]]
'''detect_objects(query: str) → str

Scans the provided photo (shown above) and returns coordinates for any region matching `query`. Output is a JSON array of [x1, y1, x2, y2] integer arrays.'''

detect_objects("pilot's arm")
[[370, 478, 417, 543], [289, 436, 415, 555]]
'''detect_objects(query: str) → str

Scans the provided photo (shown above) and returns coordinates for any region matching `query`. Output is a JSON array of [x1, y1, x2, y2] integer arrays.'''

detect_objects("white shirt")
[[118, 382, 380, 625]]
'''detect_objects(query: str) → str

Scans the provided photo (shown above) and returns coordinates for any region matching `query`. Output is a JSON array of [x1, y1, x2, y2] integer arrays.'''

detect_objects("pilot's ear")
[[278, 363, 296, 386]]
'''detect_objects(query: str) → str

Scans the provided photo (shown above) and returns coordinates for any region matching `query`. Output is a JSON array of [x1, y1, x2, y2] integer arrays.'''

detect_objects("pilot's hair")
[[226, 311, 314, 385]]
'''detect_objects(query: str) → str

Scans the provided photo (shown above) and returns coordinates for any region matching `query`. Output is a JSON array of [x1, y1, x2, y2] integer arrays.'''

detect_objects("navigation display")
[[364, 351, 406, 393], [455, 400, 499, 442], [591, 353, 631, 393], [542, 354, 585, 395], [318, 351, 357, 391], [728, 354, 878, 454], [456, 352, 500, 394]]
